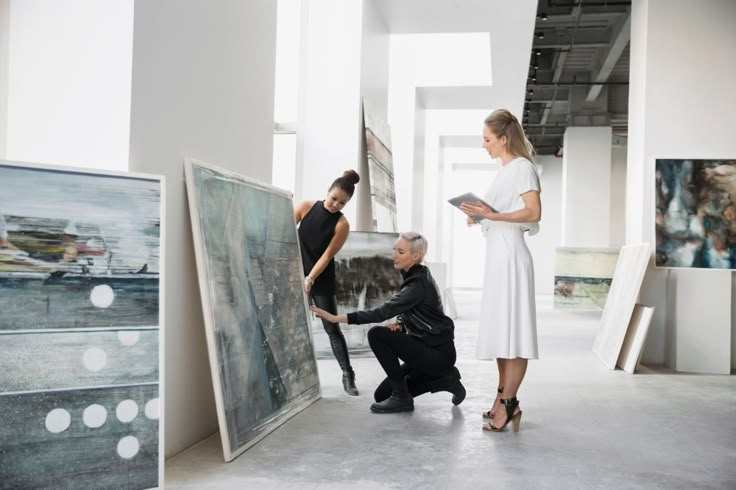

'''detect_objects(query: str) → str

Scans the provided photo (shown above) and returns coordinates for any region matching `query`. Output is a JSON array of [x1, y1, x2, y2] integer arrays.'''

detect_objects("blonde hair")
[[484, 109, 536, 163], [399, 232, 428, 262]]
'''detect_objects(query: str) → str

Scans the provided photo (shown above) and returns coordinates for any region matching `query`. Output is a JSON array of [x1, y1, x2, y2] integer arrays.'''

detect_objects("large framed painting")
[[553, 247, 619, 310], [311, 232, 401, 358], [184, 159, 319, 462], [0, 160, 163, 489], [655, 158, 736, 269], [363, 99, 398, 233]]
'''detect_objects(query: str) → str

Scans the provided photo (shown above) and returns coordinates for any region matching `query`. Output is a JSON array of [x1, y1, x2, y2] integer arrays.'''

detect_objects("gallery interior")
[[0, 0, 734, 489]]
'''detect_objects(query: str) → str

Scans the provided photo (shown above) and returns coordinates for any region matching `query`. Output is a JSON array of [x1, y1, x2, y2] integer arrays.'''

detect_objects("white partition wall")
[[627, 0, 736, 371], [128, 0, 278, 458], [561, 126, 612, 248], [0, 0, 9, 158]]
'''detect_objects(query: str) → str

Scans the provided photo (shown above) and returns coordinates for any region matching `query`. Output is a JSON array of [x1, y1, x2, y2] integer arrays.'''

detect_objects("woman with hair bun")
[[294, 170, 361, 396]]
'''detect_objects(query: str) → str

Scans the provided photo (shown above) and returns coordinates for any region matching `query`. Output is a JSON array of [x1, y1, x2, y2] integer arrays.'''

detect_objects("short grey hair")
[[399, 231, 428, 262]]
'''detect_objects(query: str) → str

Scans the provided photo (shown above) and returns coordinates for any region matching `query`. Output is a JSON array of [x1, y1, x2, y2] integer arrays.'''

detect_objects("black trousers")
[[368, 326, 456, 402], [312, 294, 352, 372]]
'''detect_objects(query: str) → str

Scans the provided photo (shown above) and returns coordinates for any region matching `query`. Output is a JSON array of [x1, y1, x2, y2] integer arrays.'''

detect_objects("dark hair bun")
[[342, 169, 360, 185]]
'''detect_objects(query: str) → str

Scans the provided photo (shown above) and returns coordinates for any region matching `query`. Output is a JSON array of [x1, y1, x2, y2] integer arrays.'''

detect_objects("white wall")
[[529, 155, 563, 296], [627, 0, 736, 370], [5, 0, 133, 171], [296, 0, 363, 225], [0, 0, 9, 158], [561, 126, 612, 247], [609, 145, 627, 248], [128, 0, 278, 458]]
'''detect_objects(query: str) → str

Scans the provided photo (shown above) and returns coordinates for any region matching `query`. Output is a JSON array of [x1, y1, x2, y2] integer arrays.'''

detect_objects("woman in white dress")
[[459, 109, 541, 432]]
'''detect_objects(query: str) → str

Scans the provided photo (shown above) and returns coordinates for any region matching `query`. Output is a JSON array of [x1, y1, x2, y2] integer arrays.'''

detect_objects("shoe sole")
[[370, 405, 414, 413]]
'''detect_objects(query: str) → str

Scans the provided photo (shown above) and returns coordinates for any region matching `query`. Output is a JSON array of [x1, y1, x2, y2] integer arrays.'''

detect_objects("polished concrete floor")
[[166, 292, 736, 489]]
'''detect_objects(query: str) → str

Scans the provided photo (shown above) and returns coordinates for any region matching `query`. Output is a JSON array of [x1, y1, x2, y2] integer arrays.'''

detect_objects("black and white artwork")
[[0, 160, 162, 489], [312, 232, 401, 358], [363, 99, 398, 233], [184, 159, 320, 462]]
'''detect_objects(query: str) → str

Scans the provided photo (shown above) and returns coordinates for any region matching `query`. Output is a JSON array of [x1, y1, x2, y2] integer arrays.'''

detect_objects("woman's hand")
[[466, 216, 477, 227], [460, 201, 496, 221], [311, 306, 338, 324], [386, 323, 402, 331], [304, 276, 313, 294]]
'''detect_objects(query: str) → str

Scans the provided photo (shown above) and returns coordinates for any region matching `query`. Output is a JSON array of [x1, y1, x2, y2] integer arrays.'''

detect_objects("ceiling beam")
[[586, 11, 631, 102], [540, 6, 580, 125]]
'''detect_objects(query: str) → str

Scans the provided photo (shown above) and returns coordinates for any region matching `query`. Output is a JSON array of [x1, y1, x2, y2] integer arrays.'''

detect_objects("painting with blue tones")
[[0, 160, 162, 489], [184, 159, 320, 462], [655, 159, 736, 269]]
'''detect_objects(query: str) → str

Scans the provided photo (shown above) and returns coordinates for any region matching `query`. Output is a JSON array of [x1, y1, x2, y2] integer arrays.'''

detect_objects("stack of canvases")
[[0, 161, 162, 488]]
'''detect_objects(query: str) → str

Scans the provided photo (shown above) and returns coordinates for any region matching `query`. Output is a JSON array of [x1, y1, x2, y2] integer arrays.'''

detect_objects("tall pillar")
[[0, 0, 9, 159], [129, 0, 277, 457], [561, 126, 612, 247], [627, 0, 735, 372]]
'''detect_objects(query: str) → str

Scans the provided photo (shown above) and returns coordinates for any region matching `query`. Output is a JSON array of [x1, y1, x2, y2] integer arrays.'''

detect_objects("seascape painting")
[[311, 232, 401, 358], [184, 159, 320, 462], [363, 100, 398, 233], [655, 158, 736, 269], [0, 161, 162, 489], [553, 247, 619, 310]]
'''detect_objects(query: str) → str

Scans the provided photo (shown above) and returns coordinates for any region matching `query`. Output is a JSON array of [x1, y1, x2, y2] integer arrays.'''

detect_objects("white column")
[[627, 0, 736, 372], [0, 0, 9, 158], [128, 0, 277, 457], [561, 126, 612, 247], [296, 0, 364, 227]]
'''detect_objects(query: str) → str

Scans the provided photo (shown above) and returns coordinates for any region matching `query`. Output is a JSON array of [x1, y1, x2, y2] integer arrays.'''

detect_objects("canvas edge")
[[182, 158, 235, 462]]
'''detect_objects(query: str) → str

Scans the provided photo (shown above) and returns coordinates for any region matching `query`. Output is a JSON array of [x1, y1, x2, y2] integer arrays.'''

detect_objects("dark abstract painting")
[[0, 160, 161, 489], [311, 232, 401, 358], [655, 159, 736, 269], [185, 159, 319, 462]]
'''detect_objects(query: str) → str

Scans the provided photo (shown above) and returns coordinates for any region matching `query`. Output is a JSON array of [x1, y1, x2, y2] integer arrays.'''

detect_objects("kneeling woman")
[[311, 232, 465, 413]]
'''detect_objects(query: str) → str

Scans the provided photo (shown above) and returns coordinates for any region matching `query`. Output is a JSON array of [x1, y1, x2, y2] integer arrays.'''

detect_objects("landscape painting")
[[0, 160, 162, 489], [185, 159, 320, 462], [312, 231, 401, 358], [363, 100, 398, 233], [554, 247, 619, 310], [655, 158, 736, 269]]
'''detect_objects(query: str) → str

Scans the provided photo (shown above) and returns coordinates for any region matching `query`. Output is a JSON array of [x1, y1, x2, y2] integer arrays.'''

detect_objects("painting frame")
[[184, 158, 320, 462], [0, 159, 165, 489]]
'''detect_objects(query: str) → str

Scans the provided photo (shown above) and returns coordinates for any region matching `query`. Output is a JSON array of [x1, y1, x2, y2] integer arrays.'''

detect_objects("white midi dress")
[[476, 157, 540, 360]]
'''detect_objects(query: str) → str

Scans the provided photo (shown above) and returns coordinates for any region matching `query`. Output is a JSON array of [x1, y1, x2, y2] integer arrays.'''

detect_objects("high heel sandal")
[[482, 386, 503, 419], [482, 397, 522, 432]]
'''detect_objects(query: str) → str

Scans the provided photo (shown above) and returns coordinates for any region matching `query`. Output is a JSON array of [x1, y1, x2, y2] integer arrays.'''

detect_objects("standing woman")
[[460, 109, 541, 432], [295, 170, 360, 396]]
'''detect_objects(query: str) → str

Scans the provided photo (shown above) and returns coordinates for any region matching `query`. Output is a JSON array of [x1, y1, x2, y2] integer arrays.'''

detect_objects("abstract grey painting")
[[312, 231, 401, 358], [363, 99, 398, 233], [184, 159, 320, 462], [0, 160, 162, 489], [553, 247, 619, 310], [655, 158, 736, 269]]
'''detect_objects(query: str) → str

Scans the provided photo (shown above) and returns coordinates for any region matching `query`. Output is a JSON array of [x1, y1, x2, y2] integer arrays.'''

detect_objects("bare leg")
[[486, 359, 507, 417], [488, 358, 527, 428]]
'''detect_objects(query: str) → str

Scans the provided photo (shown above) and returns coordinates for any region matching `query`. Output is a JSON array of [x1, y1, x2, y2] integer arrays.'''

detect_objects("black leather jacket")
[[346, 264, 454, 346]]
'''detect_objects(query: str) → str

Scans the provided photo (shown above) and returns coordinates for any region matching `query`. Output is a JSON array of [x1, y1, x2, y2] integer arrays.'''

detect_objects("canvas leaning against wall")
[[655, 158, 736, 269], [184, 159, 320, 462], [0, 160, 163, 489], [363, 99, 398, 233], [553, 247, 619, 310], [312, 231, 401, 358]]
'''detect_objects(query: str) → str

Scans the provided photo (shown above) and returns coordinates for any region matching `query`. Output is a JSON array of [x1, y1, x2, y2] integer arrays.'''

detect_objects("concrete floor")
[[166, 291, 736, 490]]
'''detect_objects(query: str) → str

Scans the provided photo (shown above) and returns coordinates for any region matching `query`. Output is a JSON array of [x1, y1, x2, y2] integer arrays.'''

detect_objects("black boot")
[[408, 367, 466, 405], [342, 369, 359, 396], [370, 378, 413, 413]]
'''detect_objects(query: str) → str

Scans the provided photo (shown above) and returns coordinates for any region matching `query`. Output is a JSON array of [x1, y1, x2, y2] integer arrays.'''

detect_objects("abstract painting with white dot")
[[185, 160, 320, 462], [0, 160, 162, 489]]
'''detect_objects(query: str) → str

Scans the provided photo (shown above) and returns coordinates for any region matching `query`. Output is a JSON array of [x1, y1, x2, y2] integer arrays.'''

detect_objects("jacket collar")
[[400, 263, 424, 280]]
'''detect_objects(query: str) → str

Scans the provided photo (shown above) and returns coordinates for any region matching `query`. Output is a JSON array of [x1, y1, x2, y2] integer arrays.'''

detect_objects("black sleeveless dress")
[[298, 201, 343, 296]]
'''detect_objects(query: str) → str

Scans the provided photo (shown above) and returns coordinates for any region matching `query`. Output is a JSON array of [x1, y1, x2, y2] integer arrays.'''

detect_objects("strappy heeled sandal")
[[482, 397, 522, 432], [482, 386, 503, 419]]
